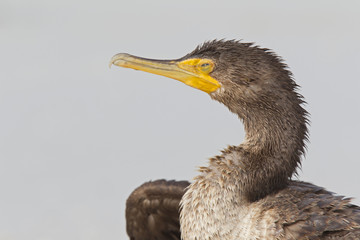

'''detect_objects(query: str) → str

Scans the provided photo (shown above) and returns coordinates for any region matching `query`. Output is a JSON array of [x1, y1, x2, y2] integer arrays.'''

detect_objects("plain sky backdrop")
[[1, 1, 360, 239]]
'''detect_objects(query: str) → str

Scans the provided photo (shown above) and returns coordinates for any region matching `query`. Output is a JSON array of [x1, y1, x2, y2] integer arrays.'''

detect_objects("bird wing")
[[125, 179, 190, 240], [277, 181, 360, 239]]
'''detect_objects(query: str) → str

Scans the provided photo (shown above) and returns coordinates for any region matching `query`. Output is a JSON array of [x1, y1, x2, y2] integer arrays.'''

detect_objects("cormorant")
[[110, 40, 360, 240]]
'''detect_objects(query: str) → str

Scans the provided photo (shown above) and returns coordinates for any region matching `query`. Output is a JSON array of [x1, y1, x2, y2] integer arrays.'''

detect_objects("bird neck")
[[227, 94, 308, 201], [180, 92, 308, 239]]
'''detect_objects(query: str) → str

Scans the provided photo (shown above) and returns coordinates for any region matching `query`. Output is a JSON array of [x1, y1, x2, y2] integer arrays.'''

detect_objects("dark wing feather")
[[276, 181, 360, 239], [126, 179, 190, 240]]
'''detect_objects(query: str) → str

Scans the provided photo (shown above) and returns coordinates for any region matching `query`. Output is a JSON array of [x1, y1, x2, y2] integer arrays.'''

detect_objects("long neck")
[[180, 88, 308, 240], [235, 98, 308, 200]]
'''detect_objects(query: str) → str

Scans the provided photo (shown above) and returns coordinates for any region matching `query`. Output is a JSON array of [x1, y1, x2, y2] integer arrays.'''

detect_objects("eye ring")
[[198, 60, 214, 73]]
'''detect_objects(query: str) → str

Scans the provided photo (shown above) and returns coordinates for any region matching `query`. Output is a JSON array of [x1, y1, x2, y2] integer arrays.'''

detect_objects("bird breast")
[[180, 177, 282, 240]]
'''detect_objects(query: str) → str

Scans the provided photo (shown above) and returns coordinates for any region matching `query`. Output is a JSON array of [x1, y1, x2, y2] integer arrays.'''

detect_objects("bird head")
[[110, 40, 301, 118]]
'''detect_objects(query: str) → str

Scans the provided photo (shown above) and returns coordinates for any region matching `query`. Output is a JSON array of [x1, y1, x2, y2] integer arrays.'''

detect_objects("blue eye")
[[201, 63, 210, 68]]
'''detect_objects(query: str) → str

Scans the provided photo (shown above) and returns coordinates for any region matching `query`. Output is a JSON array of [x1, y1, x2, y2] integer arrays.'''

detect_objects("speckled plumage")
[[180, 147, 360, 240], [124, 40, 360, 240]]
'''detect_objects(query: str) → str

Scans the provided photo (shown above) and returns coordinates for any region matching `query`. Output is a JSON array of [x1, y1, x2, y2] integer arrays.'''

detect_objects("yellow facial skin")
[[110, 53, 221, 93]]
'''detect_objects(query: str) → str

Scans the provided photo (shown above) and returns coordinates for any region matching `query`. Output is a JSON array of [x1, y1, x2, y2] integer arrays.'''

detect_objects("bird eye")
[[198, 61, 213, 73]]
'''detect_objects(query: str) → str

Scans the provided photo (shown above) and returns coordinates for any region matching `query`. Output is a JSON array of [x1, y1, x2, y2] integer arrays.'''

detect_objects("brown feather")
[[126, 180, 189, 240], [117, 40, 360, 240]]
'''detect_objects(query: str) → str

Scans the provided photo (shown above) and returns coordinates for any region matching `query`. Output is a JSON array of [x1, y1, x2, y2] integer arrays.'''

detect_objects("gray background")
[[1, 0, 360, 239]]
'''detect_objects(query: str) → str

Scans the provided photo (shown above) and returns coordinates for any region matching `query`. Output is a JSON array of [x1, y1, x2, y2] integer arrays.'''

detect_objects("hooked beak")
[[110, 53, 221, 93]]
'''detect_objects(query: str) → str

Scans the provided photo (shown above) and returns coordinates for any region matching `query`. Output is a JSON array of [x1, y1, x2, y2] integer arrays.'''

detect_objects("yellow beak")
[[109, 53, 221, 93]]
